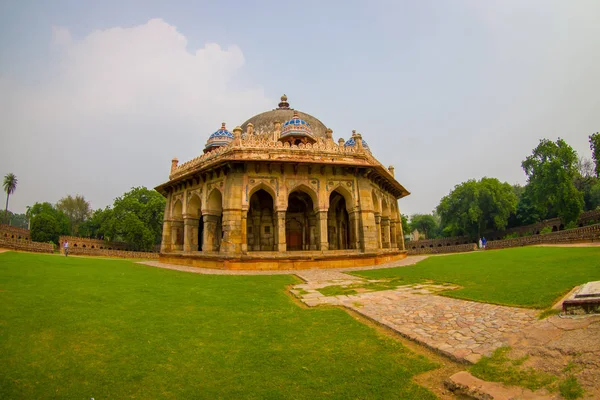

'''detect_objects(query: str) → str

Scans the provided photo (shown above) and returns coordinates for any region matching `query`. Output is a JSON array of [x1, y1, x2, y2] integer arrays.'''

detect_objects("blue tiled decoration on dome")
[[280, 111, 314, 139], [344, 136, 370, 151], [204, 122, 234, 151]]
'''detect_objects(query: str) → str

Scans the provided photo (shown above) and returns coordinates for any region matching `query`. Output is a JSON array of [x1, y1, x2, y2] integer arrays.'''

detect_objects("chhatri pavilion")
[[155, 95, 409, 270]]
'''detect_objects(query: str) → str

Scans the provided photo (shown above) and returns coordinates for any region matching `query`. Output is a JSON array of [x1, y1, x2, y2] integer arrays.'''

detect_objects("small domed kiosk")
[[155, 95, 409, 270]]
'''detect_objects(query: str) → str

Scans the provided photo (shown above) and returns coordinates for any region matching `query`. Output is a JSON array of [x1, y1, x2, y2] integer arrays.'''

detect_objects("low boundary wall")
[[68, 247, 159, 259], [486, 224, 600, 249], [0, 237, 53, 253], [407, 243, 476, 255]]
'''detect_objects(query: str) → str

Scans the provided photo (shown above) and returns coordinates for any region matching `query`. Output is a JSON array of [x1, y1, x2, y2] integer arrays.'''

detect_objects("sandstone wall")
[[58, 236, 129, 252], [67, 247, 159, 259], [0, 224, 30, 240], [407, 243, 476, 255], [486, 223, 600, 249], [0, 236, 53, 253]]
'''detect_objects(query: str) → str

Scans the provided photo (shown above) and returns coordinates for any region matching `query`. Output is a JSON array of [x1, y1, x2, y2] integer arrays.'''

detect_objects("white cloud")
[[1, 19, 271, 213]]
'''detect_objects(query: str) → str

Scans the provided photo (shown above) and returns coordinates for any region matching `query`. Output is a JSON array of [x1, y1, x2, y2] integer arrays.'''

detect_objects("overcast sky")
[[1, 0, 599, 216]]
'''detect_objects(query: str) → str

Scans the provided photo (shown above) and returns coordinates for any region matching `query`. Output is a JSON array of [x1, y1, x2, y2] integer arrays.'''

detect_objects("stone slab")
[[575, 281, 600, 298], [445, 371, 553, 400]]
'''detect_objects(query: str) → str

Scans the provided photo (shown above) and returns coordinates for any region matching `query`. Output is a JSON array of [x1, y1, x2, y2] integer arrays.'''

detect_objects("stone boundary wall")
[[0, 237, 53, 253], [406, 236, 471, 249], [406, 209, 600, 248], [68, 247, 159, 259], [0, 224, 30, 240], [58, 236, 129, 252], [486, 223, 600, 249], [407, 243, 476, 255]]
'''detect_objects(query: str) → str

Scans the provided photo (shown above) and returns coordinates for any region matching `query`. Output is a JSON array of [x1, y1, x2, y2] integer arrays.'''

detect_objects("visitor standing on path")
[[64, 240, 69, 257], [482, 237, 487, 249], [478, 238, 482, 249]]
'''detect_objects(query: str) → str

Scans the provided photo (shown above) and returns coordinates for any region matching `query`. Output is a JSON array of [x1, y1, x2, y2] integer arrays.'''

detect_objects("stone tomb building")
[[155, 95, 409, 270]]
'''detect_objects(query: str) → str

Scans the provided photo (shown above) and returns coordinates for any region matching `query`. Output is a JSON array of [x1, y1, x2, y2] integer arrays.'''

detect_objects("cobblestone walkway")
[[292, 273, 539, 364]]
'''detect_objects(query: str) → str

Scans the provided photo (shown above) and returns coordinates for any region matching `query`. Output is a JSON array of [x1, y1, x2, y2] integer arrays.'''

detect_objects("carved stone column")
[[183, 215, 199, 252], [390, 220, 398, 249], [318, 210, 329, 251], [220, 209, 242, 254], [381, 217, 391, 249], [171, 220, 184, 251], [308, 214, 317, 250], [276, 210, 286, 252], [349, 210, 361, 250], [241, 211, 248, 253], [374, 213, 382, 250], [202, 213, 219, 252], [161, 220, 172, 252]]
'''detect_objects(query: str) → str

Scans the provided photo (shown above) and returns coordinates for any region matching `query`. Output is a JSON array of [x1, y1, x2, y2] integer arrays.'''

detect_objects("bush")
[[503, 232, 519, 240], [540, 226, 553, 235], [565, 221, 578, 230]]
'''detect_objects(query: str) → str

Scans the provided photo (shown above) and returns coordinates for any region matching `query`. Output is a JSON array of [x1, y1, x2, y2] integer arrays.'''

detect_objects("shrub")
[[540, 227, 553, 235], [565, 221, 578, 230], [503, 232, 519, 240]]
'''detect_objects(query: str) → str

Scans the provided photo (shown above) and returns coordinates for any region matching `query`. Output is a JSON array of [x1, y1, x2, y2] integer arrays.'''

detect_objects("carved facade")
[[155, 95, 410, 270]]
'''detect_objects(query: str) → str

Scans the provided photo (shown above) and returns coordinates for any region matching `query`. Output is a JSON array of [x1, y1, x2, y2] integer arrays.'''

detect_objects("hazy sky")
[[1, 0, 599, 216]]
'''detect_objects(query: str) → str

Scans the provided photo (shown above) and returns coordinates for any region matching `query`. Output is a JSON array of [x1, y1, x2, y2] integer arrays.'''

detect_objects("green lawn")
[[354, 247, 600, 309], [0, 252, 437, 399]]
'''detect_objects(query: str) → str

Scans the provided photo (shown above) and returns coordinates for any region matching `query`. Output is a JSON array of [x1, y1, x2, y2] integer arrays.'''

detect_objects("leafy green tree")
[[3, 173, 17, 224], [29, 202, 70, 244], [8, 212, 28, 229], [522, 138, 584, 224], [401, 214, 411, 236], [589, 132, 600, 177], [436, 177, 518, 238], [56, 194, 92, 235], [515, 185, 544, 225], [409, 214, 438, 239], [79, 207, 114, 240]]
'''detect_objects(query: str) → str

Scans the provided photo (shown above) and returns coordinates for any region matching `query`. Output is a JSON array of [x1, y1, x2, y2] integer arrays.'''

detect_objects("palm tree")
[[3, 173, 18, 224]]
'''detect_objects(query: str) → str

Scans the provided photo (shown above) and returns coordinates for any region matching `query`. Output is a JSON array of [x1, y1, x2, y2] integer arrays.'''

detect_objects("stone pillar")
[[276, 210, 286, 252], [220, 209, 242, 254], [202, 213, 219, 252], [390, 220, 397, 249], [183, 215, 199, 252], [241, 211, 248, 253], [349, 210, 361, 250], [381, 217, 390, 249], [308, 214, 317, 250], [161, 220, 172, 252], [318, 210, 329, 251], [171, 220, 184, 251], [374, 214, 382, 249]]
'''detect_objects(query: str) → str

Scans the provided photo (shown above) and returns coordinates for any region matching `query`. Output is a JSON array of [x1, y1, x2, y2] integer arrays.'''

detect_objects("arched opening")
[[204, 189, 223, 252], [286, 190, 317, 251], [247, 189, 275, 251], [328, 190, 350, 250], [187, 194, 204, 252], [552, 225, 558, 232]]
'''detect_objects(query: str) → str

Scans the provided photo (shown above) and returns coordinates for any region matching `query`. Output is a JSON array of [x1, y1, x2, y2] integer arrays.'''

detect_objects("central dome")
[[240, 95, 328, 138]]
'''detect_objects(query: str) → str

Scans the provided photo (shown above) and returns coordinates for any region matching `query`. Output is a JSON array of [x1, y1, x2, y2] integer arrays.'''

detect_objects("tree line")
[[405, 134, 600, 240], [3, 186, 165, 252]]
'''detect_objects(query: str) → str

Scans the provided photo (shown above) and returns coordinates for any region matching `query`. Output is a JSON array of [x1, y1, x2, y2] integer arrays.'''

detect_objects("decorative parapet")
[[486, 223, 600, 249]]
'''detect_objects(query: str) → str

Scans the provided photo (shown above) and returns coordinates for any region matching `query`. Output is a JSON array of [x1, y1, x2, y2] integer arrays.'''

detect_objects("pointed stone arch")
[[286, 188, 318, 251], [247, 181, 278, 210], [329, 184, 354, 211], [172, 199, 183, 219], [247, 189, 276, 251], [203, 188, 223, 251], [328, 189, 353, 250], [288, 183, 319, 211]]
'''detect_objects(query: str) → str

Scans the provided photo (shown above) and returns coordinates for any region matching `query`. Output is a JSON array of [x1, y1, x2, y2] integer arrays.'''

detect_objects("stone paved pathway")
[[291, 272, 539, 364]]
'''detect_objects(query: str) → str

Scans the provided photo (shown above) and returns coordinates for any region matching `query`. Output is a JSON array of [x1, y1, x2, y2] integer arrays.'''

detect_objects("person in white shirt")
[[64, 241, 69, 257]]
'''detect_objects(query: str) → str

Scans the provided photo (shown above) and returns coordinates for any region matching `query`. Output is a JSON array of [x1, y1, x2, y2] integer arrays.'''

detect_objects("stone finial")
[[389, 165, 395, 177], [338, 138, 345, 147], [351, 130, 357, 137], [233, 126, 242, 141], [278, 94, 290, 109], [247, 122, 254, 135], [326, 128, 333, 140], [355, 133, 364, 150], [171, 157, 179, 172]]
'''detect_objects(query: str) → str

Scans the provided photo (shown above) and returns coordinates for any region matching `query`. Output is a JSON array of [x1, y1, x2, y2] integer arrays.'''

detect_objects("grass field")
[[0, 252, 437, 399], [354, 247, 600, 309]]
